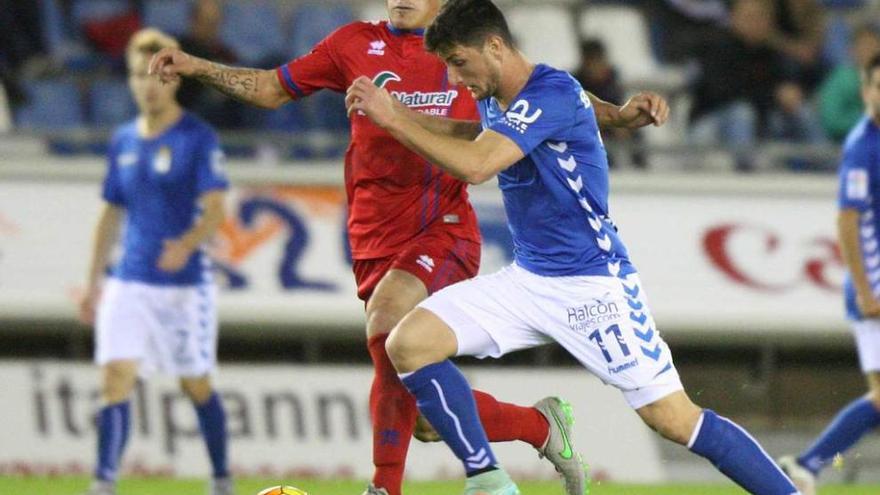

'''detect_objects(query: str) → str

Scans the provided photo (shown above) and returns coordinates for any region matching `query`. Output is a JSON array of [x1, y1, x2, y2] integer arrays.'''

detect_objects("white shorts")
[[419, 264, 683, 409], [95, 278, 219, 377], [851, 319, 880, 373]]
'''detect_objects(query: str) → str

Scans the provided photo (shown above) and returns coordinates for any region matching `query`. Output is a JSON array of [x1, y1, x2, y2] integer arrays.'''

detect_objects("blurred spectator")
[[0, 1, 47, 107], [178, 0, 244, 128], [573, 39, 645, 168], [818, 23, 880, 141], [689, 0, 822, 170], [767, 0, 827, 89], [647, 0, 728, 63]]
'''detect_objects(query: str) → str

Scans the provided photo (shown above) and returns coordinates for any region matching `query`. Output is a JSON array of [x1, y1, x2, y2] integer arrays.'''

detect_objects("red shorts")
[[352, 226, 481, 302]]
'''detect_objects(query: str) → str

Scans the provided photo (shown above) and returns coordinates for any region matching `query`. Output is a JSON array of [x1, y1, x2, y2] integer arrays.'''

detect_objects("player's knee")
[[101, 362, 138, 404], [180, 377, 213, 404], [365, 295, 410, 338], [385, 326, 416, 371], [637, 393, 702, 446]]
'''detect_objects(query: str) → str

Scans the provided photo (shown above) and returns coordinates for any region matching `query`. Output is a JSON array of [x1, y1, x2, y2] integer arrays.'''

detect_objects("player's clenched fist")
[[149, 47, 199, 83], [345, 76, 398, 129], [618, 91, 670, 128]]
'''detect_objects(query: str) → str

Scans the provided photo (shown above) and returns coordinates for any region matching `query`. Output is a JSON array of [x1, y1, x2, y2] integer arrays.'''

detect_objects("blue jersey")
[[838, 116, 880, 320], [478, 64, 631, 277], [102, 113, 229, 286]]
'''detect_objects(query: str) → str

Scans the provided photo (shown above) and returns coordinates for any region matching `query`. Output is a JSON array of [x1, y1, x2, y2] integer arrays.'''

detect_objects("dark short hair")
[[863, 52, 880, 84], [580, 38, 607, 60], [425, 0, 515, 54]]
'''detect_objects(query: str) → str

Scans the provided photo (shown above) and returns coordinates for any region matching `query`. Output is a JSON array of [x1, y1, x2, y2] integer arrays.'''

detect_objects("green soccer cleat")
[[463, 468, 520, 495], [534, 397, 590, 495], [360, 484, 390, 495]]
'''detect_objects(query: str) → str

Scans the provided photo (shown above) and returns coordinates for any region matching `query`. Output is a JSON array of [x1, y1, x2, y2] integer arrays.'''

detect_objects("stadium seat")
[[40, 0, 102, 71], [70, 0, 132, 26], [143, 0, 193, 36], [14, 79, 85, 130], [88, 78, 137, 128], [241, 102, 308, 133], [307, 91, 348, 132], [287, 2, 356, 58], [822, 13, 852, 68], [507, 4, 579, 71], [820, 0, 865, 8], [220, 0, 286, 65]]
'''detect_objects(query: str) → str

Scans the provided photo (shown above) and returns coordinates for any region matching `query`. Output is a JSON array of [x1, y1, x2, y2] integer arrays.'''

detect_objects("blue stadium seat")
[[14, 79, 85, 130], [241, 102, 308, 132], [822, 14, 852, 68], [143, 0, 193, 36], [40, 0, 103, 71], [820, 0, 865, 8], [70, 0, 132, 25], [287, 2, 355, 58], [89, 78, 137, 128], [220, 0, 286, 65], [308, 91, 348, 132]]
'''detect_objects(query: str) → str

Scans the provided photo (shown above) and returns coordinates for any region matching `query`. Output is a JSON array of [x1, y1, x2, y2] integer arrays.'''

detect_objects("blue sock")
[[195, 392, 229, 478], [689, 409, 797, 495], [400, 361, 497, 475], [94, 401, 131, 482], [797, 397, 880, 475]]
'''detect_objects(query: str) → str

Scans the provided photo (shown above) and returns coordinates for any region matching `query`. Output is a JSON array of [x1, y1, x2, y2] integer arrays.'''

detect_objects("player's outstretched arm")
[[838, 209, 880, 317], [588, 91, 669, 129], [149, 48, 290, 109], [158, 190, 226, 273], [347, 76, 521, 184], [391, 98, 482, 140], [80, 204, 124, 325]]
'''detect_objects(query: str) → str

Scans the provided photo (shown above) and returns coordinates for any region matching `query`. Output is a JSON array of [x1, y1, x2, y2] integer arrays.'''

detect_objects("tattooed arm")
[[149, 48, 290, 109]]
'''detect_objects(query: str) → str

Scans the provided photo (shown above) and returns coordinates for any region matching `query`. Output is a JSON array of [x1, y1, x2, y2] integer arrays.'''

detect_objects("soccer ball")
[[257, 486, 309, 495]]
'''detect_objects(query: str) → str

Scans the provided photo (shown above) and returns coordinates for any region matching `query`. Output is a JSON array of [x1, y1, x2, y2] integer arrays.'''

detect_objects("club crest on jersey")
[[373, 71, 401, 88], [502, 99, 543, 134], [368, 40, 386, 56], [153, 146, 172, 174]]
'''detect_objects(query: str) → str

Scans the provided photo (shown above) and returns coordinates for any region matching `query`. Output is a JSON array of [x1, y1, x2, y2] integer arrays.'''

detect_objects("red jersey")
[[275, 21, 481, 260]]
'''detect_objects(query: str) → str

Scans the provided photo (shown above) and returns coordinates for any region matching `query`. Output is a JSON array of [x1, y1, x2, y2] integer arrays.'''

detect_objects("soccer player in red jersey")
[[149, 2, 662, 494]]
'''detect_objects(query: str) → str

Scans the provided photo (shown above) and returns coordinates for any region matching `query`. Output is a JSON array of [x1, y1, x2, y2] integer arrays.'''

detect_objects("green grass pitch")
[[1, 477, 879, 495]]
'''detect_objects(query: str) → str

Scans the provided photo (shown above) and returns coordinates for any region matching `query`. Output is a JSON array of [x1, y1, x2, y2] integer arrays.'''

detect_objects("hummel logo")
[[368, 40, 386, 56], [416, 254, 435, 273]]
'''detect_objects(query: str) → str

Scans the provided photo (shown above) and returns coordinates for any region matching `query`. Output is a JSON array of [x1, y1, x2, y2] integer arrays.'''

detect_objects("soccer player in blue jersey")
[[778, 53, 880, 495], [346, 1, 802, 494], [78, 29, 231, 495]]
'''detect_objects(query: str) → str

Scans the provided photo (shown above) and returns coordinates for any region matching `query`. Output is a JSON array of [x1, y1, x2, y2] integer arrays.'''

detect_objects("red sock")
[[473, 389, 549, 449], [367, 334, 415, 495]]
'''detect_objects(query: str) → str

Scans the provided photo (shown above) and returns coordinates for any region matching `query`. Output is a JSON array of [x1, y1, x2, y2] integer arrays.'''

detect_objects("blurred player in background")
[[779, 53, 880, 495], [78, 29, 231, 495], [347, 1, 802, 494], [145, 1, 622, 494]]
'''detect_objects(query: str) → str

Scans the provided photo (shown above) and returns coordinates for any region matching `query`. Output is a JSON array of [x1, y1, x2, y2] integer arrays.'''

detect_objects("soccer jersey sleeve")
[[275, 29, 347, 100], [194, 130, 230, 194], [838, 136, 874, 212], [101, 139, 125, 206], [488, 77, 575, 155]]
